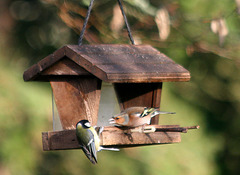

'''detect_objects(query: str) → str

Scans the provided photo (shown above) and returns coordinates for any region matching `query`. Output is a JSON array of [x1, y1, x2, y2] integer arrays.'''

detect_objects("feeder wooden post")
[[50, 77, 101, 129]]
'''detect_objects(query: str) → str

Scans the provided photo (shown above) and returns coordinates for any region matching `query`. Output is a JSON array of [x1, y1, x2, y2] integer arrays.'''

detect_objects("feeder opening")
[[97, 82, 120, 126]]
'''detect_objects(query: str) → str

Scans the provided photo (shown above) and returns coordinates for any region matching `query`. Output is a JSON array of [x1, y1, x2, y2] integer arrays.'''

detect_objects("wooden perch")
[[155, 125, 200, 133], [42, 125, 199, 151]]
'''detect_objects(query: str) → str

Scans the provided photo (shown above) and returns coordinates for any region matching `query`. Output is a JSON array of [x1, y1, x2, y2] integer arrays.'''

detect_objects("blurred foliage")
[[1, 0, 240, 174]]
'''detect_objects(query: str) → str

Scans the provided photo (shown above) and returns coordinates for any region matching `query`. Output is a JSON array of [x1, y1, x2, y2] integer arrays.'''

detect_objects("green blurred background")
[[1, 0, 240, 174]]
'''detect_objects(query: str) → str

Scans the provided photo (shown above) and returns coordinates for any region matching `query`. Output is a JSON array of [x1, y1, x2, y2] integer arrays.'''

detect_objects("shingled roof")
[[23, 44, 190, 83]]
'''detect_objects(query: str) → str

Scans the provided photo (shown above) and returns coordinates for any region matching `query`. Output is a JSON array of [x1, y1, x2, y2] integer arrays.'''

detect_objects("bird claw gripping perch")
[[96, 126, 120, 152], [130, 125, 156, 133], [98, 126, 104, 135]]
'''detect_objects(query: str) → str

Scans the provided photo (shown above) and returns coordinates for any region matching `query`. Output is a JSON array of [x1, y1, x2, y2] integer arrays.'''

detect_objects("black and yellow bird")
[[76, 120, 119, 164], [76, 120, 99, 164]]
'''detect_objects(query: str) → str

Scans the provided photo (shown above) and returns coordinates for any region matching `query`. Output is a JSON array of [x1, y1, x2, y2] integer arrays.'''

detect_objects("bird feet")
[[94, 126, 104, 135], [98, 126, 104, 135]]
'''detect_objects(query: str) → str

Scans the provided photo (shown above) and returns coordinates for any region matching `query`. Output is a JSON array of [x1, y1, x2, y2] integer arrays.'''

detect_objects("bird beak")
[[108, 117, 116, 124]]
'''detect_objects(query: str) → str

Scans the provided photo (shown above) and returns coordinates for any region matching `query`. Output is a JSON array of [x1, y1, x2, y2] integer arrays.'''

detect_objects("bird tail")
[[155, 111, 176, 115], [141, 107, 176, 118], [152, 111, 176, 117], [82, 146, 98, 164], [99, 146, 120, 151]]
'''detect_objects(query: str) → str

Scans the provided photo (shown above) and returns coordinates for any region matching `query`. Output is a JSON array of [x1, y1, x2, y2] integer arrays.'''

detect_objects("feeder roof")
[[23, 44, 190, 83]]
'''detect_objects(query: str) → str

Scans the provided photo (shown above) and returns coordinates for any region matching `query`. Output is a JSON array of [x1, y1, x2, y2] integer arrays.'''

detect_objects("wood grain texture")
[[50, 77, 102, 129], [114, 83, 162, 124], [151, 83, 162, 124], [23, 46, 65, 81], [42, 125, 182, 150], [42, 58, 91, 76], [23, 44, 191, 83]]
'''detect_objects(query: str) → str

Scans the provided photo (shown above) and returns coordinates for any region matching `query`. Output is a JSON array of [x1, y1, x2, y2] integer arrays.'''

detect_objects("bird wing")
[[140, 108, 175, 118], [140, 108, 155, 118], [131, 112, 142, 117], [86, 129, 98, 164], [77, 129, 98, 164], [81, 145, 97, 164]]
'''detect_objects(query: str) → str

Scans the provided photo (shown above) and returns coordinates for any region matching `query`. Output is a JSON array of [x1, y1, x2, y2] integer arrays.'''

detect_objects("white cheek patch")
[[85, 122, 91, 128], [76, 123, 81, 128]]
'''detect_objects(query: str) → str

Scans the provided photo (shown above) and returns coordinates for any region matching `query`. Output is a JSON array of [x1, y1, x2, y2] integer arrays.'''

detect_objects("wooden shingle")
[[23, 44, 190, 83]]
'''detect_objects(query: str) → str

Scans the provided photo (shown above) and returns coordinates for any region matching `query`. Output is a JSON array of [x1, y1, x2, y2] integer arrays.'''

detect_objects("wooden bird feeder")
[[23, 44, 199, 150], [23, 0, 198, 152]]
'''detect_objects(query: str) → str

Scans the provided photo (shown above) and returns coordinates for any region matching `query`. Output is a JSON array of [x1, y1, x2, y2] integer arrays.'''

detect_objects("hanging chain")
[[78, 0, 95, 45], [78, 0, 135, 45], [116, 0, 135, 45]]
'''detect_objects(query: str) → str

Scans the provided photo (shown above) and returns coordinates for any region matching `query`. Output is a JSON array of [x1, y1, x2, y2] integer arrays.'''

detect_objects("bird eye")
[[116, 117, 119, 120]]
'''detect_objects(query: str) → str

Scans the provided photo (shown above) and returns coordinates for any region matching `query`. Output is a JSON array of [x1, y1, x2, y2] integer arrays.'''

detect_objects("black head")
[[76, 120, 91, 128]]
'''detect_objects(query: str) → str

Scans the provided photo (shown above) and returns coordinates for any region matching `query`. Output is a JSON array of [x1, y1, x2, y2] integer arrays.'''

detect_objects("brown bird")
[[109, 107, 175, 127]]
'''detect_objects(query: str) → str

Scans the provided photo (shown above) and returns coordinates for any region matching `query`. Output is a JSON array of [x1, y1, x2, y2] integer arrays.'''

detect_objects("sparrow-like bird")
[[76, 120, 119, 164], [109, 107, 175, 127]]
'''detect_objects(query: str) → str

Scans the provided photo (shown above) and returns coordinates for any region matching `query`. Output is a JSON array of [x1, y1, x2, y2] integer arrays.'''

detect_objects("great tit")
[[109, 107, 175, 127], [76, 120, 119, 164], [76, 120, 99, 164]]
